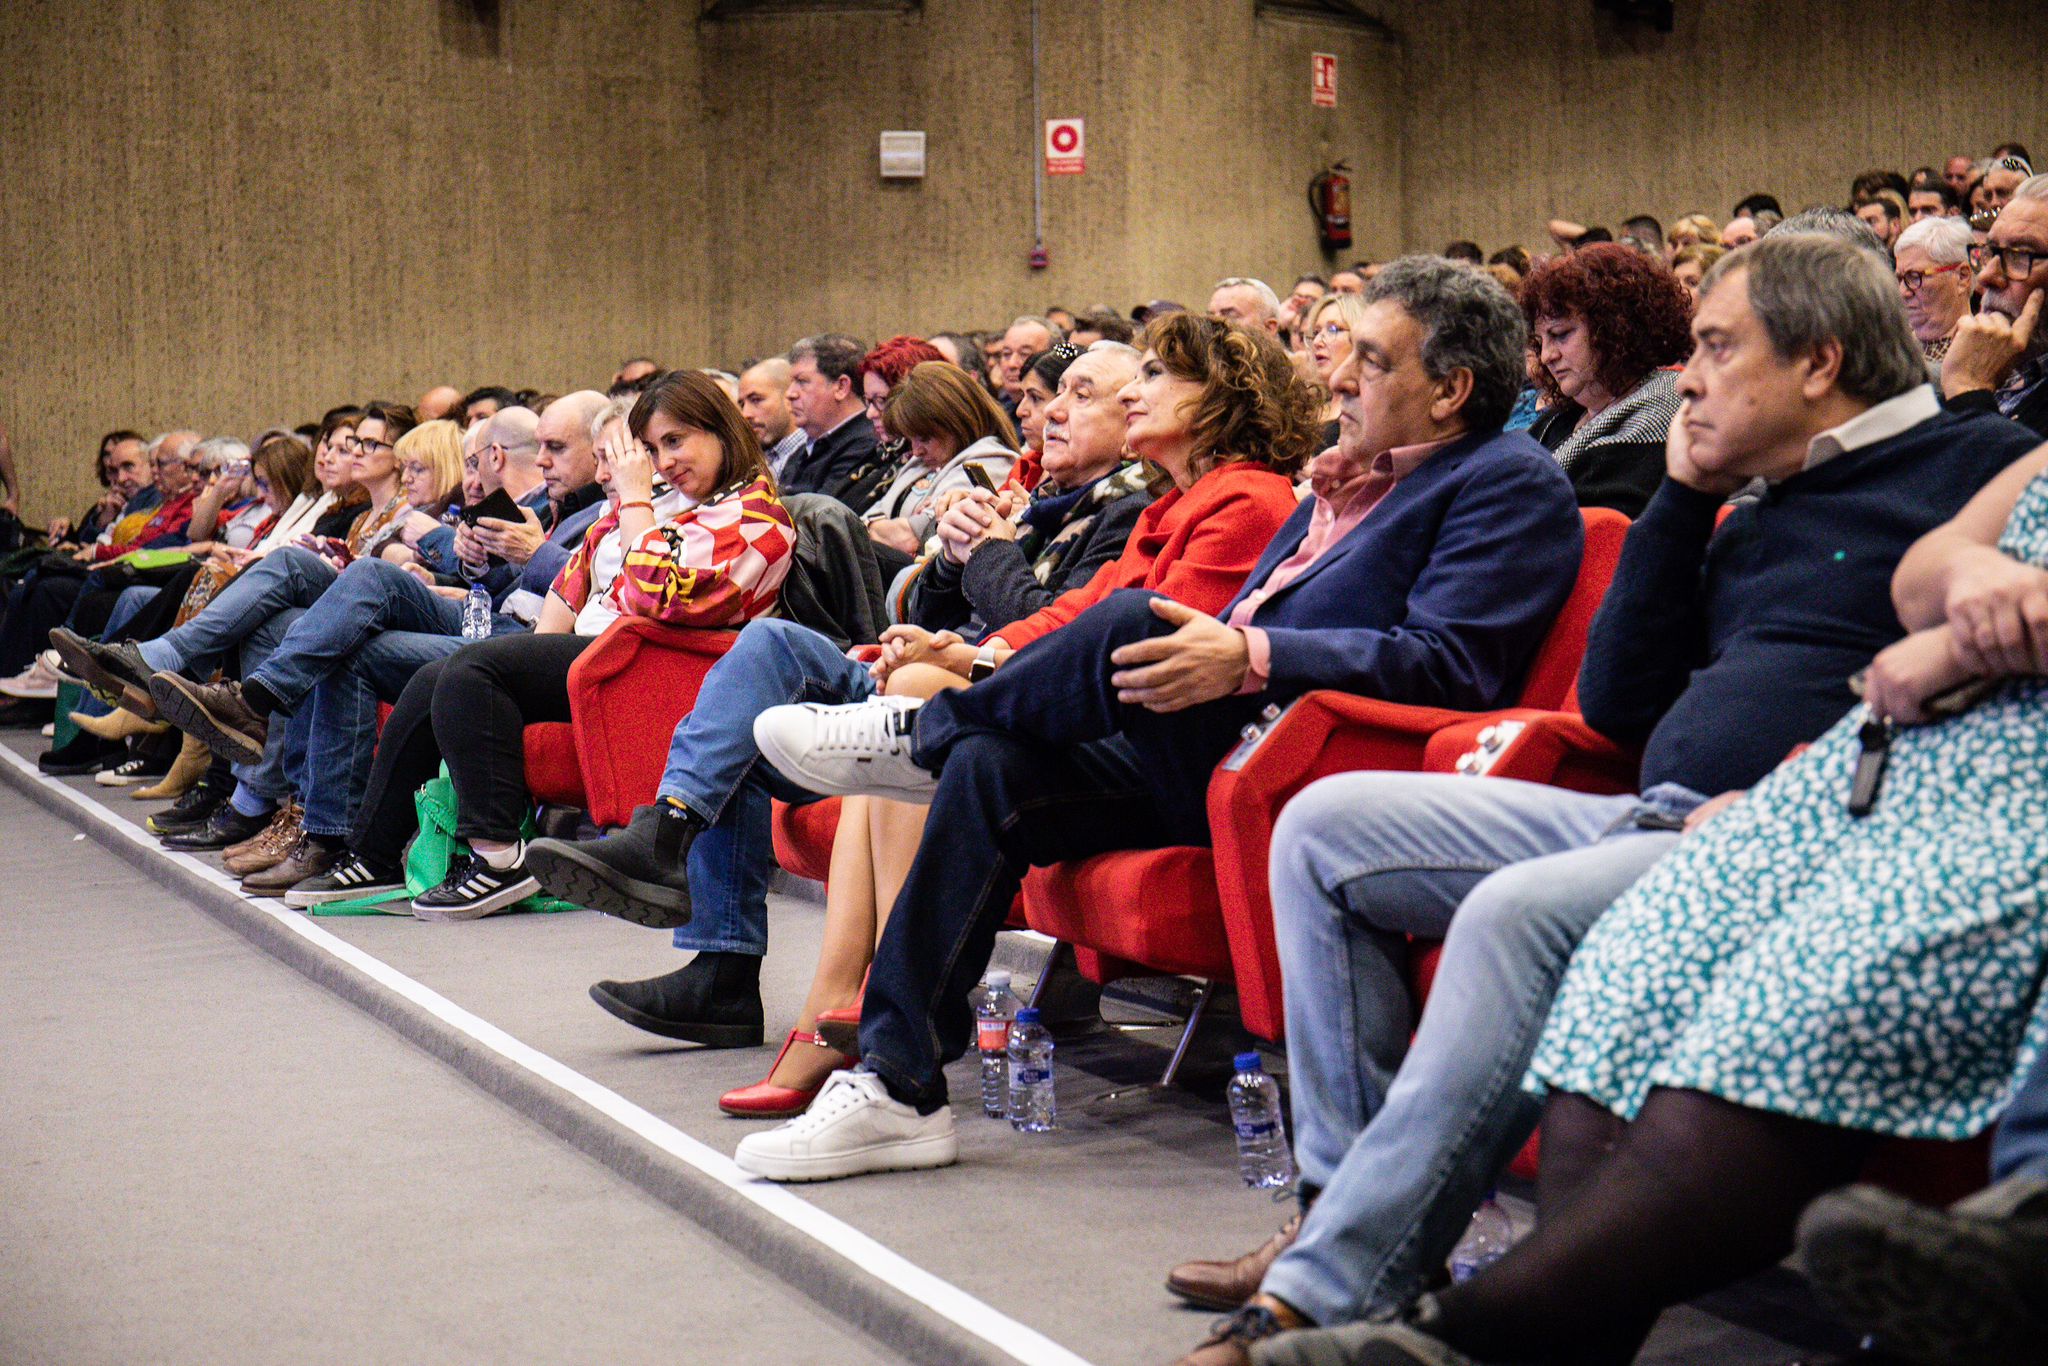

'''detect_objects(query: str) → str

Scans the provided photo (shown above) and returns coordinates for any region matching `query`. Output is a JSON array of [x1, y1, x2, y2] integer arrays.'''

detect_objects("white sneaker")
[[752, 695, 936, 802], [0, 659, 59, 700], [96, 756, 156, 787], [734, 1068, 957, 1182]]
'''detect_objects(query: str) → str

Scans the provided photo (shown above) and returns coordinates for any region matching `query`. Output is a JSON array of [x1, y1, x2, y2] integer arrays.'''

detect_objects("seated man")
[[1163, 233, 2047, 1365], [1943, 172, 2048, 436], [777, 334, 880, 502], [731, 256, 1587, 1183]]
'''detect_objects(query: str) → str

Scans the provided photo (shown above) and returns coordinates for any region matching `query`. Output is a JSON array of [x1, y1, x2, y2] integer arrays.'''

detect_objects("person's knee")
[[883, 662, 967, 700]]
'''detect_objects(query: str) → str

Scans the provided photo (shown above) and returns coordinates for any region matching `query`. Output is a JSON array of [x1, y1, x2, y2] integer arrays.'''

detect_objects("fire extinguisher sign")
[[1045, 118, 1085, 176], [1311, 53, 1338, 108]]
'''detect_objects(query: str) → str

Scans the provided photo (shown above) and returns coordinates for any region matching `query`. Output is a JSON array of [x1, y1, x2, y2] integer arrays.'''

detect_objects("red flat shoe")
[[718, 1028, 856, 1117]]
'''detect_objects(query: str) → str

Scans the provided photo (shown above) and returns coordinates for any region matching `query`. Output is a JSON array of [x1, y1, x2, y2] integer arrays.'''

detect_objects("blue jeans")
[[140, 546, 337, 676], [245, 557, 465, 710], [1994, 1025, 2048, 1182], [656, 617, 879, 956], [293, 629, 471, 837], [1260, 771, 1695, 1328], [860, 590, 1266, 1109], [229, 608, 306, 808], [72, 587, 161, 720]]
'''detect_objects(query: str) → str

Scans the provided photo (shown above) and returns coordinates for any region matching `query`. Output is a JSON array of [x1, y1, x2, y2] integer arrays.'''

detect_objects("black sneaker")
[[285, 854, 408, 908], [95, 750, 170, 787], [162, 803, 272, 852], [409, 850, 539, 922], [147, 777, 228, 835], [38, 732, 122, 776]]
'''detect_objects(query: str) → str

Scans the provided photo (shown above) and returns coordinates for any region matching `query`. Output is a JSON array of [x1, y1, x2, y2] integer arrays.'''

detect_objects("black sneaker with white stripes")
[[409, 849, 539, 922], [284, 853, 407, 909]]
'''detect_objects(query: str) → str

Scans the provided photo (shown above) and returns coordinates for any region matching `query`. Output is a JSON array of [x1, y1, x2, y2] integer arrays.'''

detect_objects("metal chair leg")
[[1088, 978, 1216, 1108]]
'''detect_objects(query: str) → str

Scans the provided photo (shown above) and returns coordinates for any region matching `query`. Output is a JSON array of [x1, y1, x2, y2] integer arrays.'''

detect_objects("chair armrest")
[[1423, 708, 1640, 793]]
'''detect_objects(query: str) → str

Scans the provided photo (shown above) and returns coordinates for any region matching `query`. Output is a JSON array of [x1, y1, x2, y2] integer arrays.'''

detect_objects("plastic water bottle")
[[1006, 1007, 1056, 1132], [461, 582, 492, 640], [1448, 1192, 1514, 1282], [1227, 1052, 1296, 1190], [972, 970, 1019, 1118]]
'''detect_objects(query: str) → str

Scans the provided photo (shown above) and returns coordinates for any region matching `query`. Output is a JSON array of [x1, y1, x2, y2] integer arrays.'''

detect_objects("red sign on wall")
[[1045, 118, 1085, 175], [1311, 52, 1338, 108]]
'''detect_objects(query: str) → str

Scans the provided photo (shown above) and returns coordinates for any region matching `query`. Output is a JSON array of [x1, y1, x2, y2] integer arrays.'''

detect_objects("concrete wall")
[[2, 0, 2041, 521]]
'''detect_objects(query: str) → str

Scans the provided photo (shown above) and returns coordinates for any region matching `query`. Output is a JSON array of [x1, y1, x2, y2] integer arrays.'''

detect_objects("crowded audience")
[[6, 144, 2048, 1366]]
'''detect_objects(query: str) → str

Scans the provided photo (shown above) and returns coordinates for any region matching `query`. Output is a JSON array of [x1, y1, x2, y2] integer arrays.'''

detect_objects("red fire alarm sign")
[[1045, 118, 1085, 175]]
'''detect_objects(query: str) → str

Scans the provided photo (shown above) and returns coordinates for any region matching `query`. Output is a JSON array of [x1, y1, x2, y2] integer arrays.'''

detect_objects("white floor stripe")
[[2, 745, 1093, 1366]]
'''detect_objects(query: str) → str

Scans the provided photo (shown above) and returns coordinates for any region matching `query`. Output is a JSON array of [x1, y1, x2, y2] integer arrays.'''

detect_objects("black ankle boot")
[[526, 800, 701, 929], [588, 951, 764, 1047]]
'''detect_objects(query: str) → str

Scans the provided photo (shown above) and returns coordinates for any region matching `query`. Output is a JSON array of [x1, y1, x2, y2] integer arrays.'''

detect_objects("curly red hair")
[[1520, 243, 1693, 405], [858, 335, 947, 392]]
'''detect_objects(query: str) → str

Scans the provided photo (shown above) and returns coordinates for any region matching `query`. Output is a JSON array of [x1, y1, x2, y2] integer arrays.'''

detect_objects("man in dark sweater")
[[775, 333, 880, 503], [1167, 234, 2044, 1365]]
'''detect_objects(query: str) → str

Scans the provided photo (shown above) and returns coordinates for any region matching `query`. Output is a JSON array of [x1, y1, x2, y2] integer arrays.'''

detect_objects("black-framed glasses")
[[343, 434, 393, 455], [1896, 263, 1967, 294], [1969, 242, 2044, 278]]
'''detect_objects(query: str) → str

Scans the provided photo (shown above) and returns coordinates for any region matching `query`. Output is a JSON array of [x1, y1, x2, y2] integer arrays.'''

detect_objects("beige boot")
[[71, 708, 172, 743], [133, 733, 209, 801]]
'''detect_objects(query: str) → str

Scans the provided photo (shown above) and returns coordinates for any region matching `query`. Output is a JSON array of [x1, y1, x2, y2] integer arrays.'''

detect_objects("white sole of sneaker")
[[94, 771, 151, 787], [409, 874, 540, 922], [284, 882, 407, 909], [735, 1129, 959, 1183]]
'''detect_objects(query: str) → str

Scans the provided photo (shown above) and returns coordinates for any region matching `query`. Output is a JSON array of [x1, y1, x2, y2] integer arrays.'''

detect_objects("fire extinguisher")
[[1308, 161, 1352, 252]]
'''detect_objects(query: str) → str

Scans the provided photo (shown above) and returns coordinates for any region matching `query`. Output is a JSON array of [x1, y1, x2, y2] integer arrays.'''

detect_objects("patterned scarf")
[[1549, 369, 1682, 474]]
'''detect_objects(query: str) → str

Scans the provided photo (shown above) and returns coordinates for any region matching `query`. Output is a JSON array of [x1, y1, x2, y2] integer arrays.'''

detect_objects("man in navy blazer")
[[729, 257, 1586, 1184]]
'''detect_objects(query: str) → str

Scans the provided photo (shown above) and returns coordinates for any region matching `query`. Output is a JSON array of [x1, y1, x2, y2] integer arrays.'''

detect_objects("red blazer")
[[992, 460, 1300, 649]]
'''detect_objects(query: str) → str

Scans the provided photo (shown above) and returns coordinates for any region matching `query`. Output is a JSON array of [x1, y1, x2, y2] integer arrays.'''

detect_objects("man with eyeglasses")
[[1895, 216, 1975, 366], [1944, 173, 2048, 438]]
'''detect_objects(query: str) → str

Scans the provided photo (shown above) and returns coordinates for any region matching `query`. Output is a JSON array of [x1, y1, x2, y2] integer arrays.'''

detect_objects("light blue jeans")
[[1261, 770, 1696, 1327]]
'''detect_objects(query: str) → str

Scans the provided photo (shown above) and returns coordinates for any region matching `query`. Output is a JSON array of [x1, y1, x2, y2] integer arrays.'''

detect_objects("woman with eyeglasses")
[[841, 335, 946, 513], [1302, 291, 1367, 448], [1895, 216, 1975, 367], [363, 420, 465, 570]]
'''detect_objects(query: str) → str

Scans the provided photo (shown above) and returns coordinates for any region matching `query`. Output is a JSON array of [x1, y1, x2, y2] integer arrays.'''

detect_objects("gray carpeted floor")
[[0, 729, 1857, 1365]]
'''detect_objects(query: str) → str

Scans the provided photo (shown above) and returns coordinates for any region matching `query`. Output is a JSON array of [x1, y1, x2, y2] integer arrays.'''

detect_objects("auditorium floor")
[[1, 729, 1859, 1366]]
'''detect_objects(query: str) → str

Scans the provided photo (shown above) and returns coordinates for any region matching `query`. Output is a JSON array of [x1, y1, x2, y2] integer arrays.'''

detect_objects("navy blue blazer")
[[1224, 426, 1584, 711]]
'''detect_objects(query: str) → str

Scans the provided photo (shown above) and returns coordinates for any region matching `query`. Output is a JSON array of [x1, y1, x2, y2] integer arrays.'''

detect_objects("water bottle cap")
[[1014, 1007, 1040, 1024], [985, 969, 1012, 988], [1234, 1052, 1264, 1073]]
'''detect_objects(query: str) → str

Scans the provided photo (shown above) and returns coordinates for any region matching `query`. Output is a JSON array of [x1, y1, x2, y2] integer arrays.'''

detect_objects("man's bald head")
[[417, 385, 463, 421], [737, 359, 795, 448], [535, 389, 607, 502], [474, 406, 539, 495]]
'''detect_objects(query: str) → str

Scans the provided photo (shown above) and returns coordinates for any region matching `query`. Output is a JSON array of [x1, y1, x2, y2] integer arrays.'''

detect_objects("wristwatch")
[[969, 643, 1000, 682]]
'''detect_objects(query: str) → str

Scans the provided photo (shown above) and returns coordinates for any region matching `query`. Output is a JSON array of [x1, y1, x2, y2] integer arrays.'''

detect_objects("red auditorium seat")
[[519, 618, 739, 829]]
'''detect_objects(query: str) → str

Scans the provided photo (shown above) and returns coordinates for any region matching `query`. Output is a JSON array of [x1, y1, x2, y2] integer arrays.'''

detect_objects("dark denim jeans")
[[246, 557, 466, 711], [859, 589, 1265, 1109], [655, 617, 879, 956], [292, 629, 470, 837], [1995, 1030, 2048, 1182]]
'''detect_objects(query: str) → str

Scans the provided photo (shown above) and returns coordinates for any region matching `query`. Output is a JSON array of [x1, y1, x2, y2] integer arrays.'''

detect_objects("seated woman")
[[719, 327, 1322, 1114], [836, 335, 944, 513], [1301, 292, 1367, 450], [315, 370, 793, 921], [522, 313, 1308, 1062], [1285, 443, 2048, 1366], [1522, 242, 1692, 516], [862, 361, 1019, 565], [370, 418, 466, 571], [1668, 241, 1724, 304], [1003, 341, 1082, 493]]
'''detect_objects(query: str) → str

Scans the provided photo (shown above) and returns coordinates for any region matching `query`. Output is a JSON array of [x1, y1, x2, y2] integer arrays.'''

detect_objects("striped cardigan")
[[550, 475, 795, 631]]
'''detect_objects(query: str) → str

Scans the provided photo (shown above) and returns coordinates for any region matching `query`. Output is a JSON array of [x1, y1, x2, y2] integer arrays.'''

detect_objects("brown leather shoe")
[[223, 802, 302, 875], [241, 834, 338, 895], [1167, 1214, 1302, 1312], [1170, 1304, 1294, 1366], [149, 674, 267, 766]]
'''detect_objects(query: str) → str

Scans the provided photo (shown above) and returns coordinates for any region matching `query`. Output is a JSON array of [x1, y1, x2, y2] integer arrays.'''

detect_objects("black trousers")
[[350, 632, 594, 864]]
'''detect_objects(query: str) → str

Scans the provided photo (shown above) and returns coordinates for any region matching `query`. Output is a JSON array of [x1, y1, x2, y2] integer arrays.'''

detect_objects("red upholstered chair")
[[1022, 508, 1634, 1051], [519, 618, 740, 829], [772, 796, 841, 884]]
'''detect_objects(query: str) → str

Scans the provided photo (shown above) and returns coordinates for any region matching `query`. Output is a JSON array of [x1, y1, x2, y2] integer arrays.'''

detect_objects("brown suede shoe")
[[223, 802, 302, 875], [241, 835, 338, 895], [149, 674, 267, 766], [1167, 1214, 1302, 1312]]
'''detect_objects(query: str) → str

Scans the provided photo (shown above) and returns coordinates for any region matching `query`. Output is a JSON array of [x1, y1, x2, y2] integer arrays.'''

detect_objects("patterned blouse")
[[550, 474, 795, 635]]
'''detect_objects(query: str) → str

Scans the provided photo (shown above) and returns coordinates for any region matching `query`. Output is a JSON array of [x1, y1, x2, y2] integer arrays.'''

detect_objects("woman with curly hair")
[[840, 334, 944, 512], [1524, 242, 1694, 516]]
